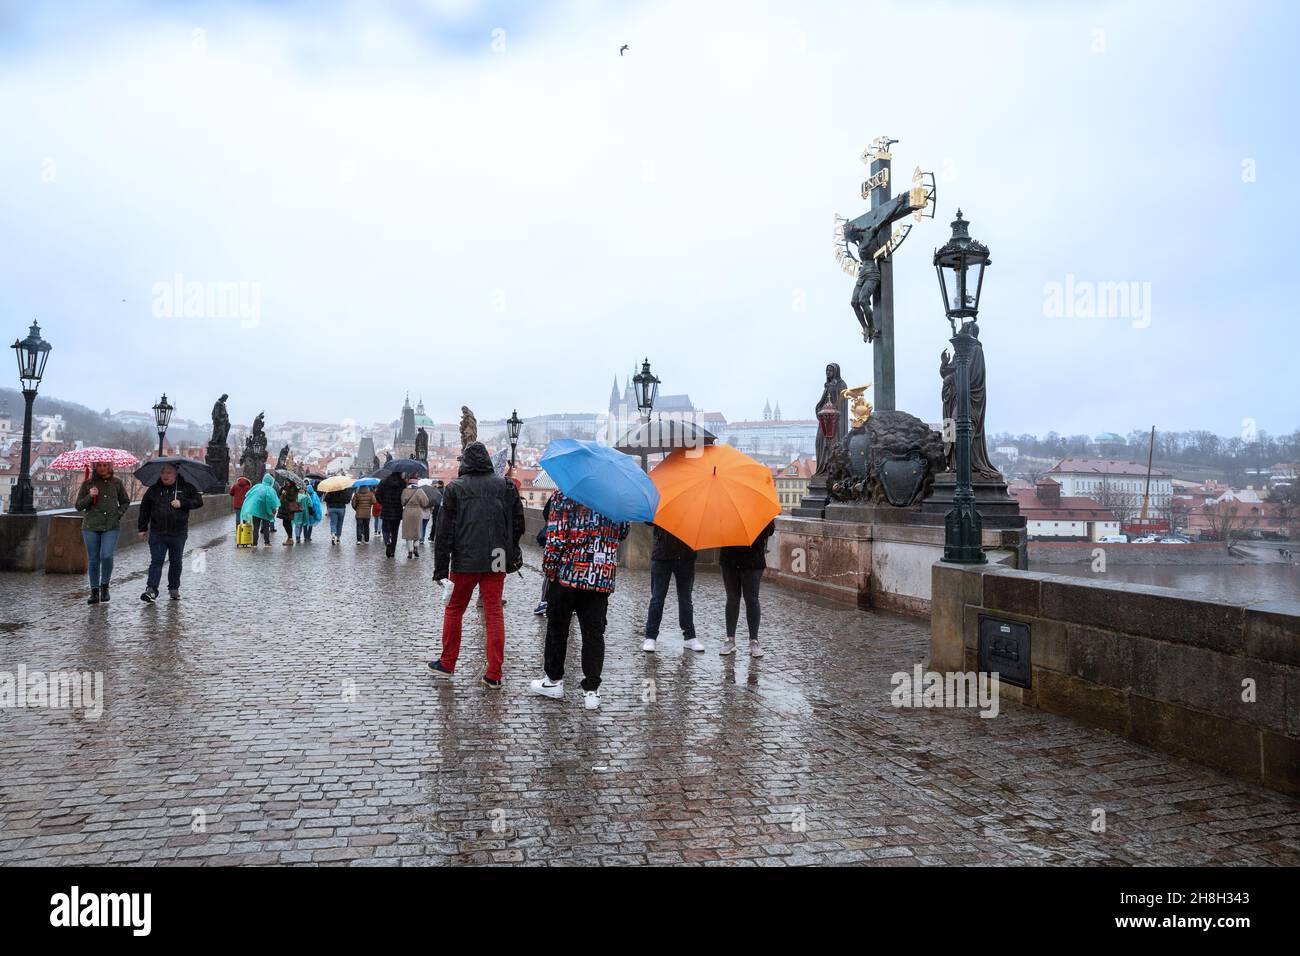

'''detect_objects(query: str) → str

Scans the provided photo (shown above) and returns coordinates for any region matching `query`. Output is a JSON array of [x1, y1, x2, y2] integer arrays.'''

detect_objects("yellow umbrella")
[[316, 475, 355, 493], [649, 445, 780, 550]]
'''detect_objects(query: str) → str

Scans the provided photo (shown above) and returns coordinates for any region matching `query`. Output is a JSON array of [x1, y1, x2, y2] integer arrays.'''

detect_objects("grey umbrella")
[[273, 468, 306, 489], [614, 418, 717, 456]]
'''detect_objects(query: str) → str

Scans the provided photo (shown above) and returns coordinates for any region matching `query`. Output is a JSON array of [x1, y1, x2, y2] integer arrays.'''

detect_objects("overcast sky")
[[1, 0, 1296, 438]]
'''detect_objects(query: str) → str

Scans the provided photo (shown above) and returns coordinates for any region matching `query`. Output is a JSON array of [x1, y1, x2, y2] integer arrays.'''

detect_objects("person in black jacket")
[[137, 464, 203, 603], [642, 525, 700, 653], [718, 519, 775, 657], [323, 486, 352, 545], [376, 471, 407, 558], [429, 442, 525, 688]]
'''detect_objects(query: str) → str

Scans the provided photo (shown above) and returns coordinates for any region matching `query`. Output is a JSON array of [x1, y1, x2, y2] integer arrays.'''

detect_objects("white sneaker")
[[642, 638, 656, 653], [719, 639, 736, 656], [583, 690, 601, 710], [749, 641, 764, 658], [684, 638, 706, 653], [530, 676, 564, 699]]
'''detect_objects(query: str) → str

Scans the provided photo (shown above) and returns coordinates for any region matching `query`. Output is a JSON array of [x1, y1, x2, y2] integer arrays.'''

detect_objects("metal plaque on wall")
[[978, 615, 1031, 688]]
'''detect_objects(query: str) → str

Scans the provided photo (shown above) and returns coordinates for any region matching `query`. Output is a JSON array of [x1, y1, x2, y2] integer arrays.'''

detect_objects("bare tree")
[[1093, 475, 1139, 529], [1201, 500, 1258, 551]]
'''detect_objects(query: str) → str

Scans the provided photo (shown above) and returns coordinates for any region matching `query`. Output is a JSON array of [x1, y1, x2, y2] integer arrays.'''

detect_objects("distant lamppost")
[[632, 358, 659, 423], [152, 393, 174, 458], [933, 210, 990, 564], [8, 321, 52, 515], [507, 409, 522, 473]]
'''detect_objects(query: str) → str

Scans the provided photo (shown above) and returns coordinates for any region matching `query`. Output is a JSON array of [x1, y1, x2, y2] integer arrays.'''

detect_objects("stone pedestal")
[[768, 503, 1027, 618], [792, 475, 830, 518], [205, 443, 230, 491]]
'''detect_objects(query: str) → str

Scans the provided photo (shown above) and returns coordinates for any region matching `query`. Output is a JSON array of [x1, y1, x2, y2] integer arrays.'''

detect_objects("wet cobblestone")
[[1, 529, 1298, 866]]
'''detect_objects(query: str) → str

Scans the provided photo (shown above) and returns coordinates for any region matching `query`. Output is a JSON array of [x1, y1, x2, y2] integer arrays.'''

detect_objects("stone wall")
[[768, 514, 1023, 617], [1, 494, 235, 573], [930, 561, 1300, 794], [1030, 541, 1250, 566]]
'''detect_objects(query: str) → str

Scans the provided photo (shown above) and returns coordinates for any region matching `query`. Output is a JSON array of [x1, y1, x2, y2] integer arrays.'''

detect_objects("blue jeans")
[[146, 532, 186, 592], [82, 529, 120, 589], [644, 557, 696, 641], [373, 515, 382, 533], [329, 510, 345, 537]]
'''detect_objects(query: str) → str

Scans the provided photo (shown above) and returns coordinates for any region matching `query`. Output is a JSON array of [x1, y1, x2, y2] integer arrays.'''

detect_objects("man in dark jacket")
[[429, 442, 525, 688], [138, 464, 203, 603], [376, 471, 407, 558], [642, 525, 700, 654]]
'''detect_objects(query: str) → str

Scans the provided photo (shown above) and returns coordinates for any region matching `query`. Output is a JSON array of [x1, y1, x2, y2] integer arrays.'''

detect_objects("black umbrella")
[[304, 471, 327, 482], [134, 456, 217, 489], [371, 458, 428, 479]]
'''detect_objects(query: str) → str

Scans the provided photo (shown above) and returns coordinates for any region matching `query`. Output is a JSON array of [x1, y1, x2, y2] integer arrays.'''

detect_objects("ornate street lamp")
[[152, 393, 175, 458], [933, 210, 989, 334], [934, 210, 990, 564], [507, 409, 522, 472], [8, 321, 52, 515], [632, 358, 660, 422]]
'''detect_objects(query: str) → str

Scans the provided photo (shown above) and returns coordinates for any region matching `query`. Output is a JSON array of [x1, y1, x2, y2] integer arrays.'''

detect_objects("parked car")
[[1158, 537, 1188, 544], [1132, 535, 1160, 544], [1098, 534, 1129, 543]]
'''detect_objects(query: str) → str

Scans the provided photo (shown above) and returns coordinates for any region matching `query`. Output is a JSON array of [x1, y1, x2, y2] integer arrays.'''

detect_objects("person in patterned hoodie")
[[530, 491, 629, 710]]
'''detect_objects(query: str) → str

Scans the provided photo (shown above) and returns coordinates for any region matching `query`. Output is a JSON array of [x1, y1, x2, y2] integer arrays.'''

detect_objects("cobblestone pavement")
[[2, 526, 1299, 866]]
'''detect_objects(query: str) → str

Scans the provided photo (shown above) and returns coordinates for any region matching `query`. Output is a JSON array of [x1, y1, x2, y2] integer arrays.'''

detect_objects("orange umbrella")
[[649, 444, 780, 550]]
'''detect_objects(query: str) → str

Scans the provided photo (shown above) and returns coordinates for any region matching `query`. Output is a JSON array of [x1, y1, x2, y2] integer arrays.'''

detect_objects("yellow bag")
[[236, 521, 254, 548]]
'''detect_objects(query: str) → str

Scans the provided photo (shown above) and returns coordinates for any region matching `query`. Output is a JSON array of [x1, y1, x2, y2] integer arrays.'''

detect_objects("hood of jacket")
[[459, 441, 494, 476]]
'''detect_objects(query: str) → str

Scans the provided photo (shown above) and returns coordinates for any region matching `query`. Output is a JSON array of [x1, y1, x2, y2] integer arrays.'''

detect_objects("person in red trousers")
[[428, 441, 525, 688]]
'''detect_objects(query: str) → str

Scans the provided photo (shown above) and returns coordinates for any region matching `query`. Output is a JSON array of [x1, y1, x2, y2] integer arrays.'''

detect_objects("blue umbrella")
[[353, 477, 380, 488], [539, 438, 659, 523]]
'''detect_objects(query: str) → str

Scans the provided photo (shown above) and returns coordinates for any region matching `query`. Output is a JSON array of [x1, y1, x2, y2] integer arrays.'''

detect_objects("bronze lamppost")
[[507, 409, 522, 472], [8, 321, 52, 515], [152, 393, 175, 458], [933, 210, 989, 564]]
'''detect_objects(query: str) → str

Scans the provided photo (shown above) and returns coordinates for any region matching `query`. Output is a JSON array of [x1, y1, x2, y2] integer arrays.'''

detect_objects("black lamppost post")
[[934, 210, 990, 564], [152, 393, 174, 458], [8, 321, 52, 515], [507, 409, 522, 473]]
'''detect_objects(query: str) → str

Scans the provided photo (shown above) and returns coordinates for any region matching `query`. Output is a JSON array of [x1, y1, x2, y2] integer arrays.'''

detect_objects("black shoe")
[[168, 589, 180, 601], [87, 589, 100, 605], [140, 588, 158, 604], [480, 674, 502, 689], [428, 661, 453, 681], [99, 584, 110, 603]]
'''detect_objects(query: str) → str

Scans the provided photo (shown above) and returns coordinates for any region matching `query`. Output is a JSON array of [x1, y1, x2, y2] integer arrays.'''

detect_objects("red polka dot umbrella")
[[47, 447, 141, 479]]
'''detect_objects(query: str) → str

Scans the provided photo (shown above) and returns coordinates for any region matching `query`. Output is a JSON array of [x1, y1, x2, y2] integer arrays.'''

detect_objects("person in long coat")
[[400, 479, 429, 559]]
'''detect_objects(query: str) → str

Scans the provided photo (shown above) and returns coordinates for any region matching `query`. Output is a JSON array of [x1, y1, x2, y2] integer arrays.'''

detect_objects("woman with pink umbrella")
[[64, 449, 137, 604]]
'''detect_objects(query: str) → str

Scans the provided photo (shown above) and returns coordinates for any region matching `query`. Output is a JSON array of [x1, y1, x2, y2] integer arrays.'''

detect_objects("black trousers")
[[355, 516, 370, 542], [544, 582, 609, 692], [644, 557, 696, 640], [721, 565, 764, 640], [280, 516, 294, 539], [252, 517, 273, 543], [382, 518, 401, 556]]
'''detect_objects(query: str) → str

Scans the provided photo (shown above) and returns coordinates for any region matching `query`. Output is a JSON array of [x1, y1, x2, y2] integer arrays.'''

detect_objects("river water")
[[1048, 562, 1299, 604]]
